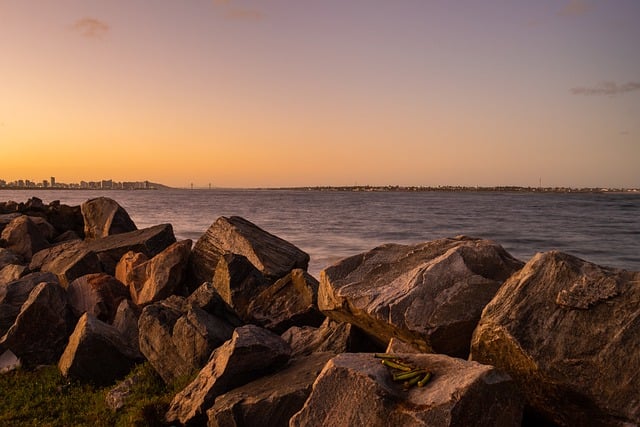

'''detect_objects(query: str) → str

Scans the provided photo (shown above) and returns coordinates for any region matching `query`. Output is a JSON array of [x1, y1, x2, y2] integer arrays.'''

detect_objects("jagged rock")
[[190, 216, 310, 287], [386, 337, 421, 353], [0, 282, 72, 366], [112, 299, 142, 355], [81, 197, 137, 239], [248, 269, 324, 334], [470, 251, 640, 427], [319, 236, 524, 357], [0, 264, 27, 286], [45, 202, 84, 238], [29, 216, 57, 241], [186, 282, 243, 327], [166, 324, 292, 426], [53, 230, 81, 244], [118, 240, 192, 305], [33, 224, 176, 286], [0, 248, 20, 270], [282, 318, 380, 357], [59, 313, 140, 385], [0, 349, 21, 373], [212, 253, 268, 320], [290, 353, 523, 427], [0, 213, 21, 235], [0, 272, 59, 335], [138, 296, 236, 384], [207, 352, 334, 427], [67, 273, 130, 323], [1, 215, 50, 260]]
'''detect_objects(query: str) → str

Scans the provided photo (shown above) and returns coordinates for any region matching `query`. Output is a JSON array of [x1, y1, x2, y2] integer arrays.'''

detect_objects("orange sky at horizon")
[[1, 1, 639, 188]]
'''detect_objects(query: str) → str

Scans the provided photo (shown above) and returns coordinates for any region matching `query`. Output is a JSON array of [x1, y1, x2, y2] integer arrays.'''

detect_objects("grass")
[[0, 363, 191, 427]]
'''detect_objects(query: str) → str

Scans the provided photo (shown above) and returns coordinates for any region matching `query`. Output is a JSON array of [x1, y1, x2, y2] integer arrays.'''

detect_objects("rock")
[[0, 349, 21, 373], [386, 337, 421, 353], [67, 273, 130, 323], [0, 264, 27, 286], [282, 317, 380, 357], [29, 216, 57, 241], [118, 240, 192, 305], [186, 282, 243, 328], [290, 353, 522, 427], [190, 216, 310, 287], [207, 352, 334, 427], [33, 224, 176, 286], [112, 299, 142, 356], [58, 313, 140, 385], [1, 215, 50, 260], [53, 230, 81, 244], [0, 247, 20, 270], [81, 197, 137, 240], [166, 324, 292, 425], [212, 253, 268, 320], [0, 282, 72, 366], [470, 251, 640, 426], [0, 213, 21, 235], [45, 202, 84, 238], [138, 296, 236, 384], [319, 236, 524, 357], [248, 269, 324, 334]]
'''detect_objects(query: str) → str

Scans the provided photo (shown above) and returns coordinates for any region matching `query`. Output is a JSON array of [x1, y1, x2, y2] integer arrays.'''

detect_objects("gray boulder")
[[207, 352, 334, 427], [290, 353, 522, 427], [67, 273, 130, 323], [319, 236, 523, 357], [166, 324, 292, 426], [1, 215, 50, 260], [59, 313, 141, 385], [81, 197, 137, 239], [248, 269, 324, 334], [190, 216, 310, 287], [471, 251, 640, 427], [0, 282, 72, 366]]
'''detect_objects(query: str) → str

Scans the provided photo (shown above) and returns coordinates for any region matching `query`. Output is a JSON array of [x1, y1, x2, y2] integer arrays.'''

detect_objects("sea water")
[[2, 189, 639, 276]]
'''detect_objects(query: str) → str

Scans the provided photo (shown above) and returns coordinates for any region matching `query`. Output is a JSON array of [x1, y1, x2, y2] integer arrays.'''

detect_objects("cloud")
[[558, 0, 591, 17], [72, 18, 110, 38], [570, 81, 640, 96]]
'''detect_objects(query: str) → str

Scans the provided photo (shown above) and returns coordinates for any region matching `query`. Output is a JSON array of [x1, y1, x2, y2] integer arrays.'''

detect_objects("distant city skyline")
[[0, 176, 155, 190], [1, 1, 639, 188]]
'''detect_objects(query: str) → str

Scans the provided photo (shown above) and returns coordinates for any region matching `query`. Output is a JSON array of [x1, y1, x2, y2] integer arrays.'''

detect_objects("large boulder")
[[0, 282, 72, 366], [138, 296, 236, 384], [0, 264, 27, 286], [45, 201, 85, 238], [0, 248, 20, 270], [248, 268, 324, 334], [207, 352, 334, 427], [166, 324, 292, 426], [470, 251, 640, 426], [0, 213, 22, 235], [116, 240, 192, 305], [81, 197, 137, 240], [290, 353, 523, 427], [58, 313, 141, 385], [190, 216, 310, 287], [186, 282, 243, 328], [319, 236, 523, 357], [1, 215, 50, 260], [0, 272, 59, 335], [33, 224, 176, 286], [112, 299, 142, 356], [67, 273, 130, 323]]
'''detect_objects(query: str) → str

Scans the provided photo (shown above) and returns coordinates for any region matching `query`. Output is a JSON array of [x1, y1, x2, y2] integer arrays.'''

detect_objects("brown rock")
[[1, 215, 50, 260], [81, 197, 137, 240], [470, 251, 640, 426], [112, 299, 142, 356], [212, 253, 268, 320], [290, 353, 522, 427], [115, 251, 148, 292], [166, 324, 292, 426], [186, 282, 243, 327], [190, 216, 310, 287], [0, 272, 59, 335], [67, 273, 130, 323], [0, 264, 27, 286], [29, 216, 56, 241], [0, 247, 20, 270], [58, 313, 141, 385], [29, 241, 101, 287], [207, 352, 334, 427], [319, 236, 523, 357], [248, 269, 324, 334]]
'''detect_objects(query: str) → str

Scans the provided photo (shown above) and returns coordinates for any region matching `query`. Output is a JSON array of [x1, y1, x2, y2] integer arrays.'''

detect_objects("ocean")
[[2, 189, 639, 276]]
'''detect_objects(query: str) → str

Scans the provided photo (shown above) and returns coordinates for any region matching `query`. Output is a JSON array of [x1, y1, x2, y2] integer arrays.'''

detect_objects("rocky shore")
[[1, 196, 639, 426]]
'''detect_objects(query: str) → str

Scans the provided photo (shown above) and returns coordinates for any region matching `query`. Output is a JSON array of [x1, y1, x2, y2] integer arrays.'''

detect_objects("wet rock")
[[190, 216, 310, 287], [290, 353, 523, 427], [67, 273, 130, 323], [81, 197, 137, 239], [248, 269, 324, 334], [0, 282, 72, 366], [212, 253, 268, 320], [166, 324, 292, 426], [471, 251, 640, 426], [59, 313, 141, 385], [207, 352, 334, 427], [319, 236, 524, 357], [1, 215, 50, 260]]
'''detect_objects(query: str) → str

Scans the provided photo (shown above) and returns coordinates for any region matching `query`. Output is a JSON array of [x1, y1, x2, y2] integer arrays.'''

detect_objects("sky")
[[1, 0, 639, 189]]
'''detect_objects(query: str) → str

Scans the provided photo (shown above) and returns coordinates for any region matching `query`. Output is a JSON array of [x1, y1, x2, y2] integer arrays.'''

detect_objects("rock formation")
[[81, 197, 137, 239]]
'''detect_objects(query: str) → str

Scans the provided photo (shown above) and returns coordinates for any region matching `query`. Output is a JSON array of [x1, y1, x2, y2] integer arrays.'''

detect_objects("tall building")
[[51, 176, 56, 188]]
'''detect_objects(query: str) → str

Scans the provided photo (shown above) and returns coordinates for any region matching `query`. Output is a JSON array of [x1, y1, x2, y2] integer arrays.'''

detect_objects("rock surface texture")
[[67, 273, 130, 323], [1, 215, 50, 260], [319, 237, 523, 357], [81, 197, 137, 239], [290, 352, 522, 427], [471, 251, 640, 426]]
